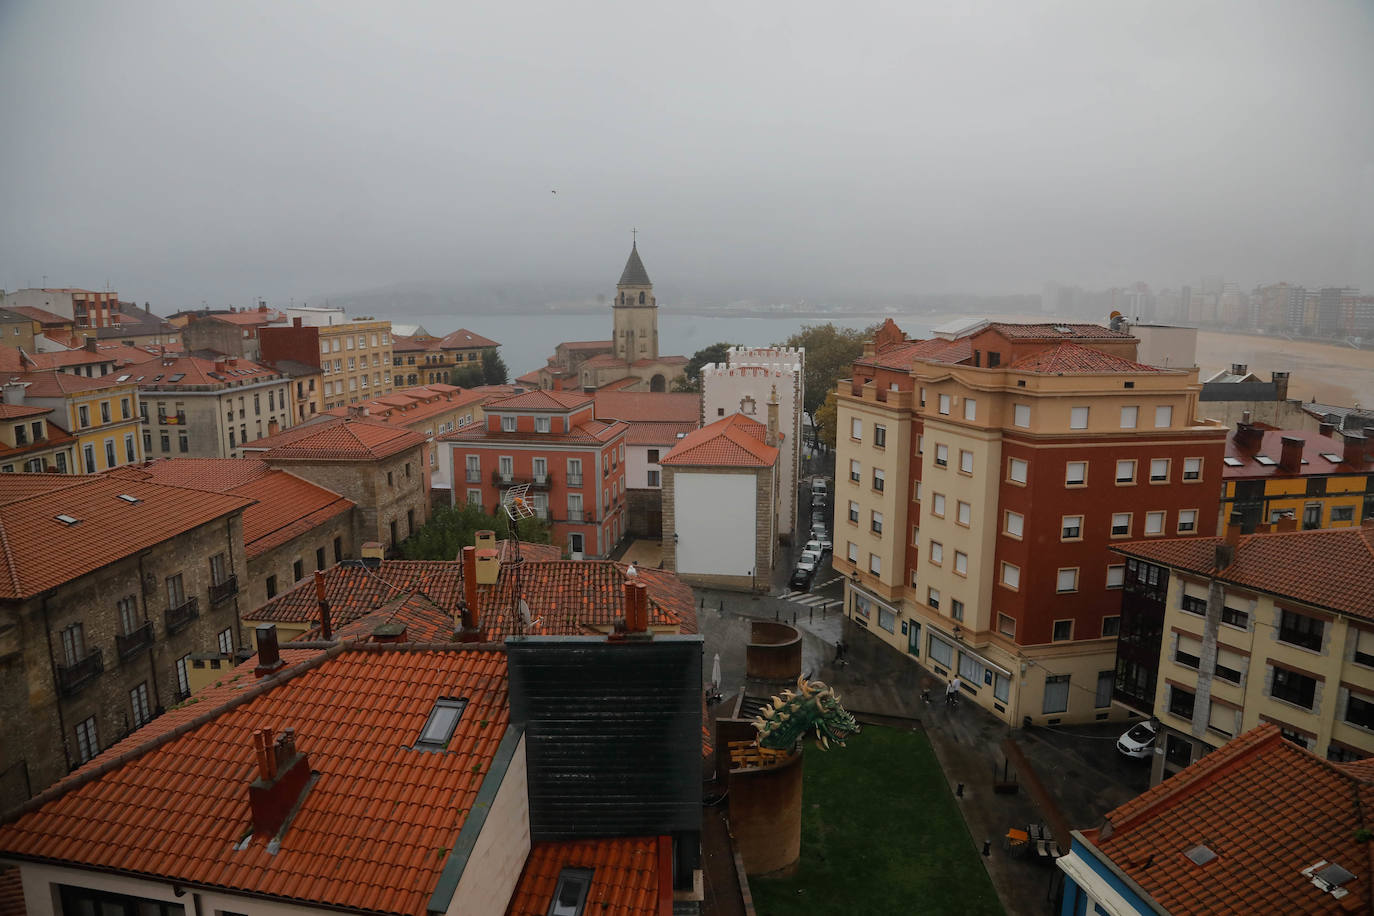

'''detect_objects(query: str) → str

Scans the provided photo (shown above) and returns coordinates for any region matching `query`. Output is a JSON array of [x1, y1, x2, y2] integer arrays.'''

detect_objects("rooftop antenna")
[[501, 484, 540, 633]]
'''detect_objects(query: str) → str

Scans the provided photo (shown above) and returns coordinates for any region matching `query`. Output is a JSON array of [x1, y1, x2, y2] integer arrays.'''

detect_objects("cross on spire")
[[632, 227, 637, 246]]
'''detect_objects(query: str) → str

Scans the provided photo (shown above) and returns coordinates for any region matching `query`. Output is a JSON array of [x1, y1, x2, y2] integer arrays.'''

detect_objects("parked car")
[[812, 479, 829, 498], [1117, 720, 1157, 758], [804, 539, 829, 558], [789, 565, 814, 590], [811, 493, 828, 509], [812, 532, 833, 553], [811, 509, 829, 529]]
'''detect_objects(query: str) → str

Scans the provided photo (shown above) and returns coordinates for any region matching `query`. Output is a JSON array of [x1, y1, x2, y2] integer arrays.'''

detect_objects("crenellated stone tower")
[[612, 240, 659, 362]]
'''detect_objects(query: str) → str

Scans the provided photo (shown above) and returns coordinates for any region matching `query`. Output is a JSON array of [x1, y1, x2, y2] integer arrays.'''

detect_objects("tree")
[[481, 348, 509, 385], [775, 323, 873, 431], [452, 363, 484, 388], [399, 500, 550, 560], [678, 341, 735, 392], [813, 389, 839, 450]]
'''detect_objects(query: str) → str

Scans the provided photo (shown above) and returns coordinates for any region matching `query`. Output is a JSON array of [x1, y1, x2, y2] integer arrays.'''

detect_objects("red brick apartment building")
[[442, 389, 628, 559], [835, 318, 1227, 725]]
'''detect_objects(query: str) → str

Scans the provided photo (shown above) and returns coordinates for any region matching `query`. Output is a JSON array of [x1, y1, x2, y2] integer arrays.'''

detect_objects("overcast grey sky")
[[2, 1, 1372, 309]]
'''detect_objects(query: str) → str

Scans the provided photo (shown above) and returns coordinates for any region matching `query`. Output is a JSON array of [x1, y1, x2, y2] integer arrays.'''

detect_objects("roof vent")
[[116, 494, 141, 504], [1184, 845, 1218, 867], [1302, 859, 1356, 899], [1053, 325, 1073, 334], [55, 514, 80, 526]]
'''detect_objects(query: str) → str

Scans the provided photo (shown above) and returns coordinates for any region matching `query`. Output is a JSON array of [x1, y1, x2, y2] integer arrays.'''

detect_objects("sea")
[[401, 311, 934, 380]]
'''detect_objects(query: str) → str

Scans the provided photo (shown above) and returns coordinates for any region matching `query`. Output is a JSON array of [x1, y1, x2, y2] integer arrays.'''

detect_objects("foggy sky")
[[2, 1, 1372, 310]]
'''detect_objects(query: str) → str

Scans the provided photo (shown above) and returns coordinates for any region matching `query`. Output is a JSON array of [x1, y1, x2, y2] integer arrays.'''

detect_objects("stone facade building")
[[133, 354, 293, 459], [179, 305, 287, 361]]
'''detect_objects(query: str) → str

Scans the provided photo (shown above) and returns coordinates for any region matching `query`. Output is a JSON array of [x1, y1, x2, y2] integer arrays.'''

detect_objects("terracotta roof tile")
[[437, 328, 500, 349], [1223, 427, 1374, 478], [1007, 341, 1162, 374], [1093, 723, 1372, 915], [559, 340, 614, 350], [489, 389, 593, 411], [593, 392, 700, 424], [4, 370, 137, 397], [204, 310, 286, 326], [1113, 526, 1374, 620], [321, 386, 487, 427], [442, 418, 625, 447], [127, 354, 282, 388], [252, 417, 427, 461], [506, 837, 663, 916], [7, 306, 69, 326], [623, 421, 698, 445], [660, 413, 778, 468], [579, 354, 630, 370], [0, 404, 47, 420], [986, 321, 1133, 340], [0, 645, 508, 916]]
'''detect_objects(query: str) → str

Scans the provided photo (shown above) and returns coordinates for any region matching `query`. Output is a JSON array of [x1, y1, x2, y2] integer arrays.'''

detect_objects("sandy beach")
[[1196, 331, 1374, 408]]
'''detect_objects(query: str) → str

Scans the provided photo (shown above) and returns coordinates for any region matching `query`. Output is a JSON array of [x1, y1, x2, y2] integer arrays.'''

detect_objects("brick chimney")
[[766, 385, 780, 449], [1230, 363, 1247, 377], [1214, 513, 1244, 569], [293, 316, 302, 328], [1233, 419, 1263, 452], [615, 579, 651, 638], [84, 337, 99, 353], [1320, 421, 1336, 437], [248, 727, 313, 839], [1271, 371, 1289, 401], [474, 529, 499, 584], [254, 624, 285, 678], [312, 571, 332, 641], [1278, 436, 1305, 472], [1342, 431, 1367, 466], [1274, 512, 1298, 532], [456, 545, 482, 641]]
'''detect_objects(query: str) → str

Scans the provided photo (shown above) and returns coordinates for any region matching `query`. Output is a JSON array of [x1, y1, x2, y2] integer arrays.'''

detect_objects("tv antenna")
[[501, 484, 540, 633]]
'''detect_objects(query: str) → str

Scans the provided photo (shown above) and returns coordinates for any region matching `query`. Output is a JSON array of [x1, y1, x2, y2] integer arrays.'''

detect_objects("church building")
[[518, 242, 688, 392]]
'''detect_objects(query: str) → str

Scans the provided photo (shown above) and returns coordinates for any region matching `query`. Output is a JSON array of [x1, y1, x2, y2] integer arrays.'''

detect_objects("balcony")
[[209, 575, 239, 605], [493, 471, 553, 490], [465, 469, 482, 484], [157, 411, 187, 426], [57, 648, 104, 697], [165, 596, 199, 635], [115, 621, 154, 661], [566, 509, 585, 522], [566, 474, 584, 488]]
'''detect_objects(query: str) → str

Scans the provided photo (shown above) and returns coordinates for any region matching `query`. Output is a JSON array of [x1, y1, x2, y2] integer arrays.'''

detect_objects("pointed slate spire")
[[618, 241, 652, 287]]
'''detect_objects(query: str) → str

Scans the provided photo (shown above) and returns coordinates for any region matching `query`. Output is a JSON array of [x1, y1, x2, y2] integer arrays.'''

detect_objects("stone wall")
[[624, 487, 662, 539], [243, 509, 356, 615]]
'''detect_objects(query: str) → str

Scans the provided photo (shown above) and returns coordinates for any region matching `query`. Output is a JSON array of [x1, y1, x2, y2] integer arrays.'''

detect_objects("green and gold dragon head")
[[753, 676, 860, 751]]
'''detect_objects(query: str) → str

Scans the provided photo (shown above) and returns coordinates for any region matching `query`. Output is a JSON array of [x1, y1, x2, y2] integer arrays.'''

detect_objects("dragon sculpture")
[[753, 676, 860, 751]]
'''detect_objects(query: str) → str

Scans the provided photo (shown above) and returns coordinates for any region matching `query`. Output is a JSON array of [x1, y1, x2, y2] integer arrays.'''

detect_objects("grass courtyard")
[[750, 724, 1004, 916]]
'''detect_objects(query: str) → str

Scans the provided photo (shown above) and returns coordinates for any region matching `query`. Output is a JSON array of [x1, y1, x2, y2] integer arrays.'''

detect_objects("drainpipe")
[[226, 513, 244, 651], [38, 592, 73, 772]]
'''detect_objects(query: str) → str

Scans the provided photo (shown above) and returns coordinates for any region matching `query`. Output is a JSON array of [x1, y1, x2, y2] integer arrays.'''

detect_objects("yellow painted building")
[[1220, 423, 1374, 532], [1113, 525, 1374, 782], [17, 371, 143, 473]]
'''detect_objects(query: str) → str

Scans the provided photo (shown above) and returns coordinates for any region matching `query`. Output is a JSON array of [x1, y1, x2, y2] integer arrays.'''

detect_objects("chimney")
[[1278, 436, 1305, 472], [766, 384, 780, 448], [474, 530, 499, 584], [268, 418, 280, 436], [1230, 363, 1247, 377], [259, 302, 268, 313], [254, 624, 285, 678], [1241, 410, 1252, 425], [1214, 513, 1243, 569], [312, 571, 332, 641], [2, 382, 26, 406], [227, 357, 238, 369], [360, 541, 383, 568], [248, 727, 313, 839], [1342, 431, 1367, 466], [84, 337, 99, 353], [371, 622, 408, 643], [215, 358, 227, 374], [293, 316, 302, 328], [1320, 421, 1336, 438], [1271, 371, 1290, 401], [1275, 513, 1298, 532], [457, 545, 482, 641], [347, 405, 369, 419], [1233, 420, 1263, 452]]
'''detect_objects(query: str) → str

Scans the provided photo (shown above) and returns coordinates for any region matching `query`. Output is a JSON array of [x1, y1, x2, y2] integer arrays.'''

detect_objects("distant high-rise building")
[[1317, 287, 1358, 336]]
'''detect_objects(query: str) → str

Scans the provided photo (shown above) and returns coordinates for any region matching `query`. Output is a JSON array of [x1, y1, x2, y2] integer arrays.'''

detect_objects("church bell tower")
[[612, 236, 658, 362]]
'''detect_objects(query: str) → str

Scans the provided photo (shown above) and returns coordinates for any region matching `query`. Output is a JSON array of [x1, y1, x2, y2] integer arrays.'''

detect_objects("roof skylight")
[[1223, 457, 1244, 467], [55, 514, 80, 526], [549, 867, 595, 916], [415, 697, 468, 751], [1321, 453, 1342, 462], [116, 494, 141, 504], [1254, 455, 1277, 466]]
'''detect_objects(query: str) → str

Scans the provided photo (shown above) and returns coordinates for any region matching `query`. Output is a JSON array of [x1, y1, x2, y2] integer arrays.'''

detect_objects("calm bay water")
[[405, 311, 931, 380]]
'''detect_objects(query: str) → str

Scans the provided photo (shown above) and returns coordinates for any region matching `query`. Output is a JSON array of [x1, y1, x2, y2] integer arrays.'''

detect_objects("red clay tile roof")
[[7, 306, 69, 326], [1007, 341, 1162, 374], [986, 321, 1133, 340], [0, 474, 253, 599], [489, 390, 593, 411], [631, 355, 687, 367], [1092, 723, 1373, 915], [660, 413, 778, 468], [1112, 526, 1374, 620], [580, 354, 630, 370], [251, 417, 427, 461], [0, 644, 510, 916], [204, 309, 287, 326], [1223, 428, 1374, 477], [622, 421, 698, 445], [251, 559, 698, 638], [559, 340, 614, 350], [130, 354, 282, 388], [596, 376, 641, 391], [0, 404, 47, 420], [437, 328, 499, 349], [594, 392, 700, 424], [4, 370, 137, 397], [321, 386, 487, 427], [506, 837, 664, 916], [443, 417, 626, 447]]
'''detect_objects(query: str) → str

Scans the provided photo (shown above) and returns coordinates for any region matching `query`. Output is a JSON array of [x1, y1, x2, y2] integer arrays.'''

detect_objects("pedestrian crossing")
[[778, 587, 842, 607]]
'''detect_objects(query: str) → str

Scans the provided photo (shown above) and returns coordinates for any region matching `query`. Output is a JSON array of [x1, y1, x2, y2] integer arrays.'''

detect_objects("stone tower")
[[612, 241, 658, 362]]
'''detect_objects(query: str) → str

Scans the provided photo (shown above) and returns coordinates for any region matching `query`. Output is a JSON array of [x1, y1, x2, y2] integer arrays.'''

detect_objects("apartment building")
[[0, 288, 120, 330], [17, 370, 143, 473], [1220, 421, 1374, 532], [323, 383, 487, 488], [441, 389, 629, 559], [0, 385, 78, 473], [1112, 523, 1374, 782], [0, 473, 252, 810], [835, 318, 1226, 725], [592, 390, 701, 538], [132, 355, 293, 458], [259, 311, 394, 409], [391, 327, 499, 387], [178, 305, 286, 360]]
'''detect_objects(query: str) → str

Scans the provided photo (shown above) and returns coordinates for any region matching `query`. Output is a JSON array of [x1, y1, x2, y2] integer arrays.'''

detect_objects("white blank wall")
[[675, 472, 757, 576]]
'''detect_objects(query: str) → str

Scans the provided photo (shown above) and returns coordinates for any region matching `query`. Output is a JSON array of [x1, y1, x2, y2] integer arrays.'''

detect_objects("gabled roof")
[[1088, 723, 1373, 915], [580, 354, 630, 370], [0, 645, 510, 916], [6, 305, 69, 326], [130, 354, 281, 388], [5, 370, 137, 397], [252, 558, 698, 638], [618, 242, 652, 287], [622, 421, 698, 446], [559, 340, 614, 351], [0, 474, 253, 599], [487, 389, 593, 411], [322, 386, 486, 427], [1007, 342, 1162, 374], [0, 403, 48, 420], [251, 417, 427, 461], [985, 321, 1132, 340], [1112, 525, 1374, 620], [594, 392, 700, 424], [437, 328, 499, 350], [660, 413, 778, 468], [506, 837, 665, 916], [202, 309, 286, 327]]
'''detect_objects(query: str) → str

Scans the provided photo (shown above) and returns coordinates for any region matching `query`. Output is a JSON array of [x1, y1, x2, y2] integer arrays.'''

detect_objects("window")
[[1013, 403, 1030, 428], [950, 598, 964, 620], [1183, 457, 1202, 480], [266, 575, 278, 599], [871, 510, 883, 534], [963, 398, 977, 421], [932, 493, 946, 517], [1101, 615, 1120, 637], [959, 449, 973, 473], [953, 551, 967, 575], [1169, 684, 1196, 720], [850, 459, 861, 482], [927, 587, 940, 610], [1052, 620, 1073, 641], [1333, 505, 1355, 523], [467, 488, 482, 508], [416, 697, 469, 750], [1150, 458, 1169, 482], [159, 432, 170, 453], [647, 449, 659, 463], [82, 443, 95, 471], [1061, 515, 1083, 539], [1346, 693, 1374, 731], [104, 439, 116, 467], [1070, 406, 1089, 429], [567, 458, 582, 485], [1175, 634, 1201, 669], [1270, 666, 1317, 709], [956, 500, 971, 526], [1004, 511, 1024, 538], [334, 536, 343, 563], [1001, 562, 1020, 589], [532, 457, 547, 481], [1155, 405, 1173, 428], [938, 393, 951, 415], [1043, 675, 1070, 714], [1120, 406, 1138, 429], [1065, 461, 1087, 486], [78, 404, 89, 427], [1278, 610, 1324, 651], [1174, 509, 1197, 533], [130, 682, 152, 728], [646, 469, 660, 487], [848, 500, 859, 523], [873, 468, 885, 492], [1056, 568, 1078, 593], [1095, 671, 1114, 708], [1106, 565, 1125, 589], [75, 716, 99, 764], [929, 541, 943, 564], [292, 558, 304, 581], [869, 553, 881, 575], [934, 444, 949, 468], [1145, 511, 1165, 535], [316, 546, 326, 571], [1115, 459, 1136, 483], [847, 541, 858, 563], [998, 614, 1016, 637], [874, 424, 886, 447], [1355, 629, 1374, 668], [60, 623, 85, 666], [1111, 512, 1132, 536], [928, 635, 953, 668], [501, 416, 516, 432], [498, 456, 513, 479], [851, 417, 862, 440], [1008, 457, 1027, 483]]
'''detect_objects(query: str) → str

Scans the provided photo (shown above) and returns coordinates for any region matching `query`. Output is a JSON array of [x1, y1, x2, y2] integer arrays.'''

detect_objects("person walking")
[[945, 675, 962, 706]]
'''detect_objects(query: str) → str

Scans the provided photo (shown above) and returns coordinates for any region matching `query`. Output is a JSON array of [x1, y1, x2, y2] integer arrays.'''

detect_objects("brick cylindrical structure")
[[730, 748, 803, 876]]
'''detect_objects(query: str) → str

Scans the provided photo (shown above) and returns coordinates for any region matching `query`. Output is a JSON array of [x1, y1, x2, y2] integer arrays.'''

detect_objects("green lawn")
[[750, 725, 1003, 916]]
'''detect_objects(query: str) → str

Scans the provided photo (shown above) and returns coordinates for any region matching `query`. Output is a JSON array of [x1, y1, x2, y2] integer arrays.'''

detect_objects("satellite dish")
[[502, 484, 536, 522], [518, 599, 532, 627]]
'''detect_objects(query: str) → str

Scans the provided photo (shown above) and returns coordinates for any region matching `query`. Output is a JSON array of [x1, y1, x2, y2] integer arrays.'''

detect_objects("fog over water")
[[2, 1, 1371, 310]]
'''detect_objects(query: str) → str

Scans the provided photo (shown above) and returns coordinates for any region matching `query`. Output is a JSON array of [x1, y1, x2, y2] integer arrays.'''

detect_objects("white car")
[[813, 479, 829, 498], [1117, 720, 1157, 758], [804, 539, 829, 557], [795, 554, 819, 576]]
